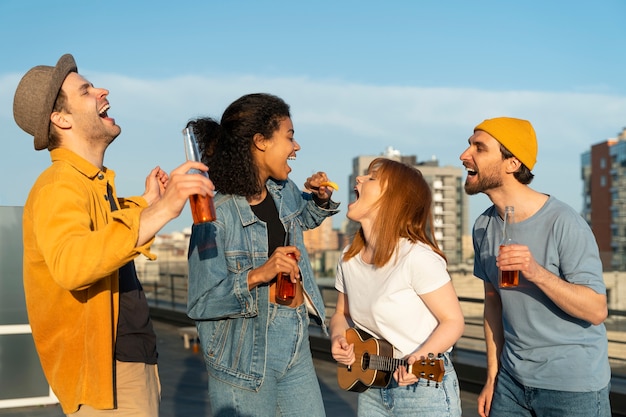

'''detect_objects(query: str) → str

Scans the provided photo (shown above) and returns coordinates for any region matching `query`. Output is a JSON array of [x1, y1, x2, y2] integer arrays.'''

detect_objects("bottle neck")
[[502, 209, 515, 243]]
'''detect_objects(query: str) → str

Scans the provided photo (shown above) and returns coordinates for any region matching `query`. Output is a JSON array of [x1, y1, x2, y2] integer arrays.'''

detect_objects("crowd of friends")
[[14, 54, 611, 417]]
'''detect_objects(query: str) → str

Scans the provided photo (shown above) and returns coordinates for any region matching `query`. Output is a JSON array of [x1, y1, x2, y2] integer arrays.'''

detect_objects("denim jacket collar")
[[230, 178, 288, 227]]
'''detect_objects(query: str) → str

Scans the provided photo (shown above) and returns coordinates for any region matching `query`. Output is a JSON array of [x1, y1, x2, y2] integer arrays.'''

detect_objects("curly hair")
[[343, 157, 446, 267], [187, 93, 291, 197]]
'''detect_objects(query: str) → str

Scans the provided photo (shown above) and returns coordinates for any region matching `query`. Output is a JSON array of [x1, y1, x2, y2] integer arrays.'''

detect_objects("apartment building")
[[581, 127, 626, 271]]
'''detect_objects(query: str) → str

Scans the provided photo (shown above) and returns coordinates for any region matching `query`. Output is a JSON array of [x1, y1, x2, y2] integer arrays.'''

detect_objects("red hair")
[[343, 157, 445, 267]]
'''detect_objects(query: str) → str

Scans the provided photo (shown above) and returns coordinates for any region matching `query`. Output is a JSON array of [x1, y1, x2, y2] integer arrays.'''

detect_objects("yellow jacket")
[[22, 148, 155, 414]]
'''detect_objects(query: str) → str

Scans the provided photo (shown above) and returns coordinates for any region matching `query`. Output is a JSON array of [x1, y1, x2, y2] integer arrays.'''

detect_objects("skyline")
[[1, 1, 626, 233]]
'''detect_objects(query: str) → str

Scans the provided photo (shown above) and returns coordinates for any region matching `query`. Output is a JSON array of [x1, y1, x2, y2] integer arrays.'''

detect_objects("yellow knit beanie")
[[474, 117, 538, 170]]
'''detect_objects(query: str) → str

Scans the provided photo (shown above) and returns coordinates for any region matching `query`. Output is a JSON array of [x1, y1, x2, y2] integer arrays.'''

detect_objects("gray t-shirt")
[[473, 196, 610, 391]]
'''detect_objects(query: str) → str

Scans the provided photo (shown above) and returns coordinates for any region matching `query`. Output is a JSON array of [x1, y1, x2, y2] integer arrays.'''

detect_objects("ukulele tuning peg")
[[428, 352, 435, 359], [437, 353, 443, 358]]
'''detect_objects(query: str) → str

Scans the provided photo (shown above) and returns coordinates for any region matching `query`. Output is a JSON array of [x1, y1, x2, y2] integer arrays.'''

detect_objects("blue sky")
[[1, 0, 626, 233]]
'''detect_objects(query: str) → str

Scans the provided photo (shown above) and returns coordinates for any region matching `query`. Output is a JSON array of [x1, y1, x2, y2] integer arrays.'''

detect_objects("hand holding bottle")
[[183, 127, 216, 223], [276, 222, 302, 303], [498, 206, 519, 288]]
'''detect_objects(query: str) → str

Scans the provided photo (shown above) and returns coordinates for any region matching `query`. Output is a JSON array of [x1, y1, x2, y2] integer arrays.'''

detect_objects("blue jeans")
[[206, 303, 326, 417], [491, 367, 611, 416], [357, 353, 461, 417]]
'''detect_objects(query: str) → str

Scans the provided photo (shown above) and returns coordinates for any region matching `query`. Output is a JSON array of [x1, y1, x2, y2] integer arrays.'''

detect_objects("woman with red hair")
[[330, 157, 464, 417]]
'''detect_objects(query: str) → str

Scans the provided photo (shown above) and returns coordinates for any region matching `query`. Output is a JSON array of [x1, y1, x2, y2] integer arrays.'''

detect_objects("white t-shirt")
[[335, 238, 451, 357]]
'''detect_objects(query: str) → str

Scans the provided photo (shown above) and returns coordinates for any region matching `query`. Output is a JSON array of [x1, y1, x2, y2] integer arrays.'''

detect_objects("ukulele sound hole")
[[361, 352, 370, 370]]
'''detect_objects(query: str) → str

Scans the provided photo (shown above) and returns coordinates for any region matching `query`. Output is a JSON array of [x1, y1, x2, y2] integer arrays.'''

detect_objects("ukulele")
[[337, 327, 445, 392]]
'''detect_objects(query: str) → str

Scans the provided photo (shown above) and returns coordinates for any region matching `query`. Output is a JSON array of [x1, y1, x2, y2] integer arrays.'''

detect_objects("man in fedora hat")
[[460, 117, 611, 417], [14, 54, 214, 416]]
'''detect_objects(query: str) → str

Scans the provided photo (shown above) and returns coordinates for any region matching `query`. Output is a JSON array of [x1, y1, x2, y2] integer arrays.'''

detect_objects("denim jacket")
[[187, 178, 339, 391]]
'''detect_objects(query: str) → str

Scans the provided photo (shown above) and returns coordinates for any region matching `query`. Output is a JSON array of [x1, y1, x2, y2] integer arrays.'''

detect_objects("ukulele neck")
[[368, 354, 406, 373]]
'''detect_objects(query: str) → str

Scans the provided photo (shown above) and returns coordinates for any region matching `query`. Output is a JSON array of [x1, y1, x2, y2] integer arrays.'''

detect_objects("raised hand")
[[304, 171, 336, 203], [142, 166, 169, 206]]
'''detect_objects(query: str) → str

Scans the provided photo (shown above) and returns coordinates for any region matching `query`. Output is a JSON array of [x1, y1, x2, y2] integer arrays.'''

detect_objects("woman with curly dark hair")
[[186, 93, 339, 417]]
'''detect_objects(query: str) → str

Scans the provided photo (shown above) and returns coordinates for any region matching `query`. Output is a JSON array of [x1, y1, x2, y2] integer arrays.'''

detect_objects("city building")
[[139, 146, 470, 277], [302, 217, 341, 277], [581, 127, 626, 271], [347, 147, 469, 265]]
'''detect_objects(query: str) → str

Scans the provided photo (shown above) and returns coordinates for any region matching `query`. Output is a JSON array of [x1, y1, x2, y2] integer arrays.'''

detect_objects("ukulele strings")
[[368, 354, 406, 372]]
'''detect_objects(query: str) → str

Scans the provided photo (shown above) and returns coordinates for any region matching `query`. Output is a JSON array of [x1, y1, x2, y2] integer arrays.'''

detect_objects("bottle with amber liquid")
[[276, 252, 297, 303], [498, 206, 519, 288], [182, 127, 216, 223], [276, 224, 298, 303]]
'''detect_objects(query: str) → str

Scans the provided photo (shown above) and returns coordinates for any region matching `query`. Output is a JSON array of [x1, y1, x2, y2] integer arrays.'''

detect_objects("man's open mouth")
[[99, 104, 110, 118]]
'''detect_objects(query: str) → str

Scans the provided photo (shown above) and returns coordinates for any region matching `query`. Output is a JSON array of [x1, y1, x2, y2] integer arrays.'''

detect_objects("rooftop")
[[0, 319, 479, 417]]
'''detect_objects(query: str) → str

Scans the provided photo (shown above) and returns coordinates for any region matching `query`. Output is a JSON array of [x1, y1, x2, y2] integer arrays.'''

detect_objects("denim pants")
[[207, 303, 326, 417], [490, 367, 611, 417], [357, 352, 461, 417]]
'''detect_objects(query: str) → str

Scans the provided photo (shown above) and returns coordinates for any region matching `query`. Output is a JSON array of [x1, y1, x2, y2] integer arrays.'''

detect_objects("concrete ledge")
[[309, 322, 334, 362], [150, 307, 194, 326], [178, 326, 199, 350], [450, 348, 487, 394]]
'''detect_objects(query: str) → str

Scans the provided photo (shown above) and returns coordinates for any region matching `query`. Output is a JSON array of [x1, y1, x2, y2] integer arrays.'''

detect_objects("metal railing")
[[144, 267, 626, 375]]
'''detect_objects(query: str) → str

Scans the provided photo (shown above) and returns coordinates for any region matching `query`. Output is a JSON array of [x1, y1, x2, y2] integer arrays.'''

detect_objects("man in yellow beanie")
[[460, 117, 611, 417], [14, 54, 215, 415]]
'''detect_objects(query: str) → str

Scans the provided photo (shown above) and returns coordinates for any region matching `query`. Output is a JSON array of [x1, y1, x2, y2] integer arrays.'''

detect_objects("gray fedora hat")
[[13, 54, 77, 150]]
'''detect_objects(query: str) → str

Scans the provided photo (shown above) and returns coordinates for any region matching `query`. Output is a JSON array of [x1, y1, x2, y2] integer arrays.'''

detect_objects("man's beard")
[[88, 126, 121, 148], [464, 169, 502, 195]]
